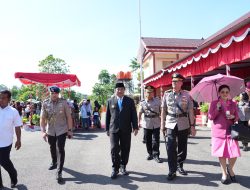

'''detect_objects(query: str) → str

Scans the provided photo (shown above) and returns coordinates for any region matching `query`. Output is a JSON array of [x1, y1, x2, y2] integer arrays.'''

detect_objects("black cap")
[[172, 73, 185, 81], [49, 86, 60, 93], [145, 85, 155, 93], [115, 82, 125, 88]]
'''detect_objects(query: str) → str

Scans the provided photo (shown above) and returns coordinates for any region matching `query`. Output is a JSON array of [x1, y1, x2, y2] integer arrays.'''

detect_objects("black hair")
[[218, 85, 230, 93], [0, 90, 11, 99]]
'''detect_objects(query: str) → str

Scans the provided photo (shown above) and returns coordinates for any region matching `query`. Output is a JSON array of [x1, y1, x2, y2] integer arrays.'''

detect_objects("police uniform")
[[139, 86, 161, 162], [161, 73, 195, 180], [238, 89, 250, 151], [40, 86, 72, 181]]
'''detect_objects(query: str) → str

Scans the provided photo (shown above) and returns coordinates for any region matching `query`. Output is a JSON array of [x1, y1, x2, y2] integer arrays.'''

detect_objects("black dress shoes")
[[153, 156, 162, 163], [167, 172, 176, 180], [56, 173, 64, 183], [146, 154, 153, 160], [48, 163, 57, 170], [177, 167, 188, 175], [10, 179, 18, 188], [111, 170, 119, 179], [120, 166, 129, 175]]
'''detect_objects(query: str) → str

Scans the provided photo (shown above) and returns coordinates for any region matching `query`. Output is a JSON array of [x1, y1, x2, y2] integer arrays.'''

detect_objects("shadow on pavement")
[[72, 133, 98, 140], [129, 170, 219, 187], [185, 159, 220, 166], [63, 167, 139, 190], [0, 184, 28, 190]]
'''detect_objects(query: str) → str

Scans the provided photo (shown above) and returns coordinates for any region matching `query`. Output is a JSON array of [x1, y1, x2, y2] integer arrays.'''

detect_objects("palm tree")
[[129, 57, 140, 72]]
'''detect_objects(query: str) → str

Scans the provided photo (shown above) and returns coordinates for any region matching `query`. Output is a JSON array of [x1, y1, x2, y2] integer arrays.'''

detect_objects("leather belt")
[[168, 113, 187, 118], [144, 115, 159, 118]]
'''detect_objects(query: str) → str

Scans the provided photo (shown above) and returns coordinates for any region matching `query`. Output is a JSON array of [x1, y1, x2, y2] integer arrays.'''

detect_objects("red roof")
[[15, 72, 81, 88]]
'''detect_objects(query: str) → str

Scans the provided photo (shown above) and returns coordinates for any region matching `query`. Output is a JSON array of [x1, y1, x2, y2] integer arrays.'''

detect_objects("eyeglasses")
[[220, 91, 229, 94]]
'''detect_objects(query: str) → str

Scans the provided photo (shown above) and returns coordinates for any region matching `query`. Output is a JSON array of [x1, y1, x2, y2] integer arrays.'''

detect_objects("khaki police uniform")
[[41, 98, 71, 136], [161, 73, 195, 178], [40, 97, 72, 176], [161, 90, 194, 131], [139, 89, 161, 161]]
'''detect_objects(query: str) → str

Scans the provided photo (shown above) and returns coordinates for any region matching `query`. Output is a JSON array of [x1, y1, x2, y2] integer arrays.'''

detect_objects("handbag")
[[230, 123, 250, 141]]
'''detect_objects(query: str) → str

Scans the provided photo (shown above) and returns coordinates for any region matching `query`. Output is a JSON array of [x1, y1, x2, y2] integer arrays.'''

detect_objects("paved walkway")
[[1, 127, 250, 190]]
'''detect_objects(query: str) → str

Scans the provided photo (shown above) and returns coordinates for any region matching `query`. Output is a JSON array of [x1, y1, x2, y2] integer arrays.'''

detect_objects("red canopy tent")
[[14, 72, 81, 88]]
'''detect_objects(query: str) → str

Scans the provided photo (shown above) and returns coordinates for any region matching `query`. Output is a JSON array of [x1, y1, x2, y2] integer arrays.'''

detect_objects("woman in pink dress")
[[208, 84, 240, 184]]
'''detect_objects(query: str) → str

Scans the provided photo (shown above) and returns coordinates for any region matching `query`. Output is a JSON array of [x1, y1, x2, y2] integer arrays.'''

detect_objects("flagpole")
[[139, 0, 144, 99]]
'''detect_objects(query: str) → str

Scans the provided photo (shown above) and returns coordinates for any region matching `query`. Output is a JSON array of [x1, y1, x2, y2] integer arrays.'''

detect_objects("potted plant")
[[22, 117, 28, 125], [200, 103, 209, 125], [32, 114, 40, 126]]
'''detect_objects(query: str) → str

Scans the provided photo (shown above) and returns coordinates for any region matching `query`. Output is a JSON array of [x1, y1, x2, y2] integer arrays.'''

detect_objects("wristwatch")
[[68, 129, 72, 132]]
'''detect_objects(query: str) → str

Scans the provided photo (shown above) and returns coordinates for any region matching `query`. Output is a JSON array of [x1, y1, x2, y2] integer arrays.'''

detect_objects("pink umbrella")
[[190, 74, 245, 103]]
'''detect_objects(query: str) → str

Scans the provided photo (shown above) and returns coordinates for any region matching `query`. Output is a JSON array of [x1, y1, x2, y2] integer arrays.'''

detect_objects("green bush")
[[32, 114, 40, 126], [22, 117, 28, 123], [200, 103, 209, 113]]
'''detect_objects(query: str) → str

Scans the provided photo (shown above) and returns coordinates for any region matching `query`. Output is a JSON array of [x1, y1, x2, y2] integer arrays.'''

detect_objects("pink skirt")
[[211, 135, 241, 158]]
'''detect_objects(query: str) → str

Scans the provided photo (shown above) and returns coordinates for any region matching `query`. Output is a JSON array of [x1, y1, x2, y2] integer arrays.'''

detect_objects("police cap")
[[145, 85, 155, 93], [49, 86, 60, 93], [115, 82, 125, 88], [172, 73, 185, 82]]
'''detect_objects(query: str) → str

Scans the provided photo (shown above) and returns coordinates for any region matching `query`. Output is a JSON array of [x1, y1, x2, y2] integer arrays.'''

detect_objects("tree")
[[98, 69, 110, 84], [91, 70, 116, 105], [129, 57, 140, 72], [38, 54, 70, 73]]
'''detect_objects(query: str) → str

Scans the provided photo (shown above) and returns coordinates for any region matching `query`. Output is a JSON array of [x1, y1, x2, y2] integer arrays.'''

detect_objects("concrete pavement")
[[1, 126, 250, 190]]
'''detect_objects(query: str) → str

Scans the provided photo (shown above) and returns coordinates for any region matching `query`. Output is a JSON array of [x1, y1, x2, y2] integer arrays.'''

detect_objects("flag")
[[226, 65, 230, 76]]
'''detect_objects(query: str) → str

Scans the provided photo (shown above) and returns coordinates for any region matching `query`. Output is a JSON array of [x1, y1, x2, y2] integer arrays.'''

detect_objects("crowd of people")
[[0, 72, 250, 188]]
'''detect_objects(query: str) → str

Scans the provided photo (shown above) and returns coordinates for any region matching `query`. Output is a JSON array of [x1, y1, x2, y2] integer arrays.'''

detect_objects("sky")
[[0, 0, 249, 94]]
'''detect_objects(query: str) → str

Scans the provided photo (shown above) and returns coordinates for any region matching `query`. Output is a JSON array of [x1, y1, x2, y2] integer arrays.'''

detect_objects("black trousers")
[[165, 125, 189, 173], [144, 128, 160, 157], [48, 133, 67, 174], [110, 131, 131, 171], [0, 144, 17, 183]]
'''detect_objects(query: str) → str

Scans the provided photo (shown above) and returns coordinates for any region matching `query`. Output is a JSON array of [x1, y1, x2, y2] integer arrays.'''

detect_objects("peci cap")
[[49, 86, 61, 93], [172, 73, 185, 82], [145, 85, 155, 93], [115, 82, 125, 89]]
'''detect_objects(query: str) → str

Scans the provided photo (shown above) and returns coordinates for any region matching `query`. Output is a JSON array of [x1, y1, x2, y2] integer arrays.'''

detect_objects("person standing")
[[138, 85, 162, 163], [161, 73, 196, 180], [106, 82, 138, 179], [40, 86, 73, 183], [0, 90, 22, 188], [238, 81, 250, 151], [80, 101, 90, 130], [208, 84, 240, 184]]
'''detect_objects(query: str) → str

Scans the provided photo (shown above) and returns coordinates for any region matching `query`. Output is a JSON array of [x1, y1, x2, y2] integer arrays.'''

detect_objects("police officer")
[[138, 85, 162, 163], [161, 73, 196, 180], [238, 81, 250, 151], [40, 86, 73, 183]]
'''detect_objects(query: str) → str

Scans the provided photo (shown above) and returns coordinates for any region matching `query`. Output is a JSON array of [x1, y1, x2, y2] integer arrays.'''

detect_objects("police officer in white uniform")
[[161, 73, 196, 180], [138, 86, 162, 163]]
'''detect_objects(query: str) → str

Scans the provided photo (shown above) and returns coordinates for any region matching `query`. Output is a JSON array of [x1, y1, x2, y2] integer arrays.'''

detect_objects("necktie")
[[118, 98, 122, 111]]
